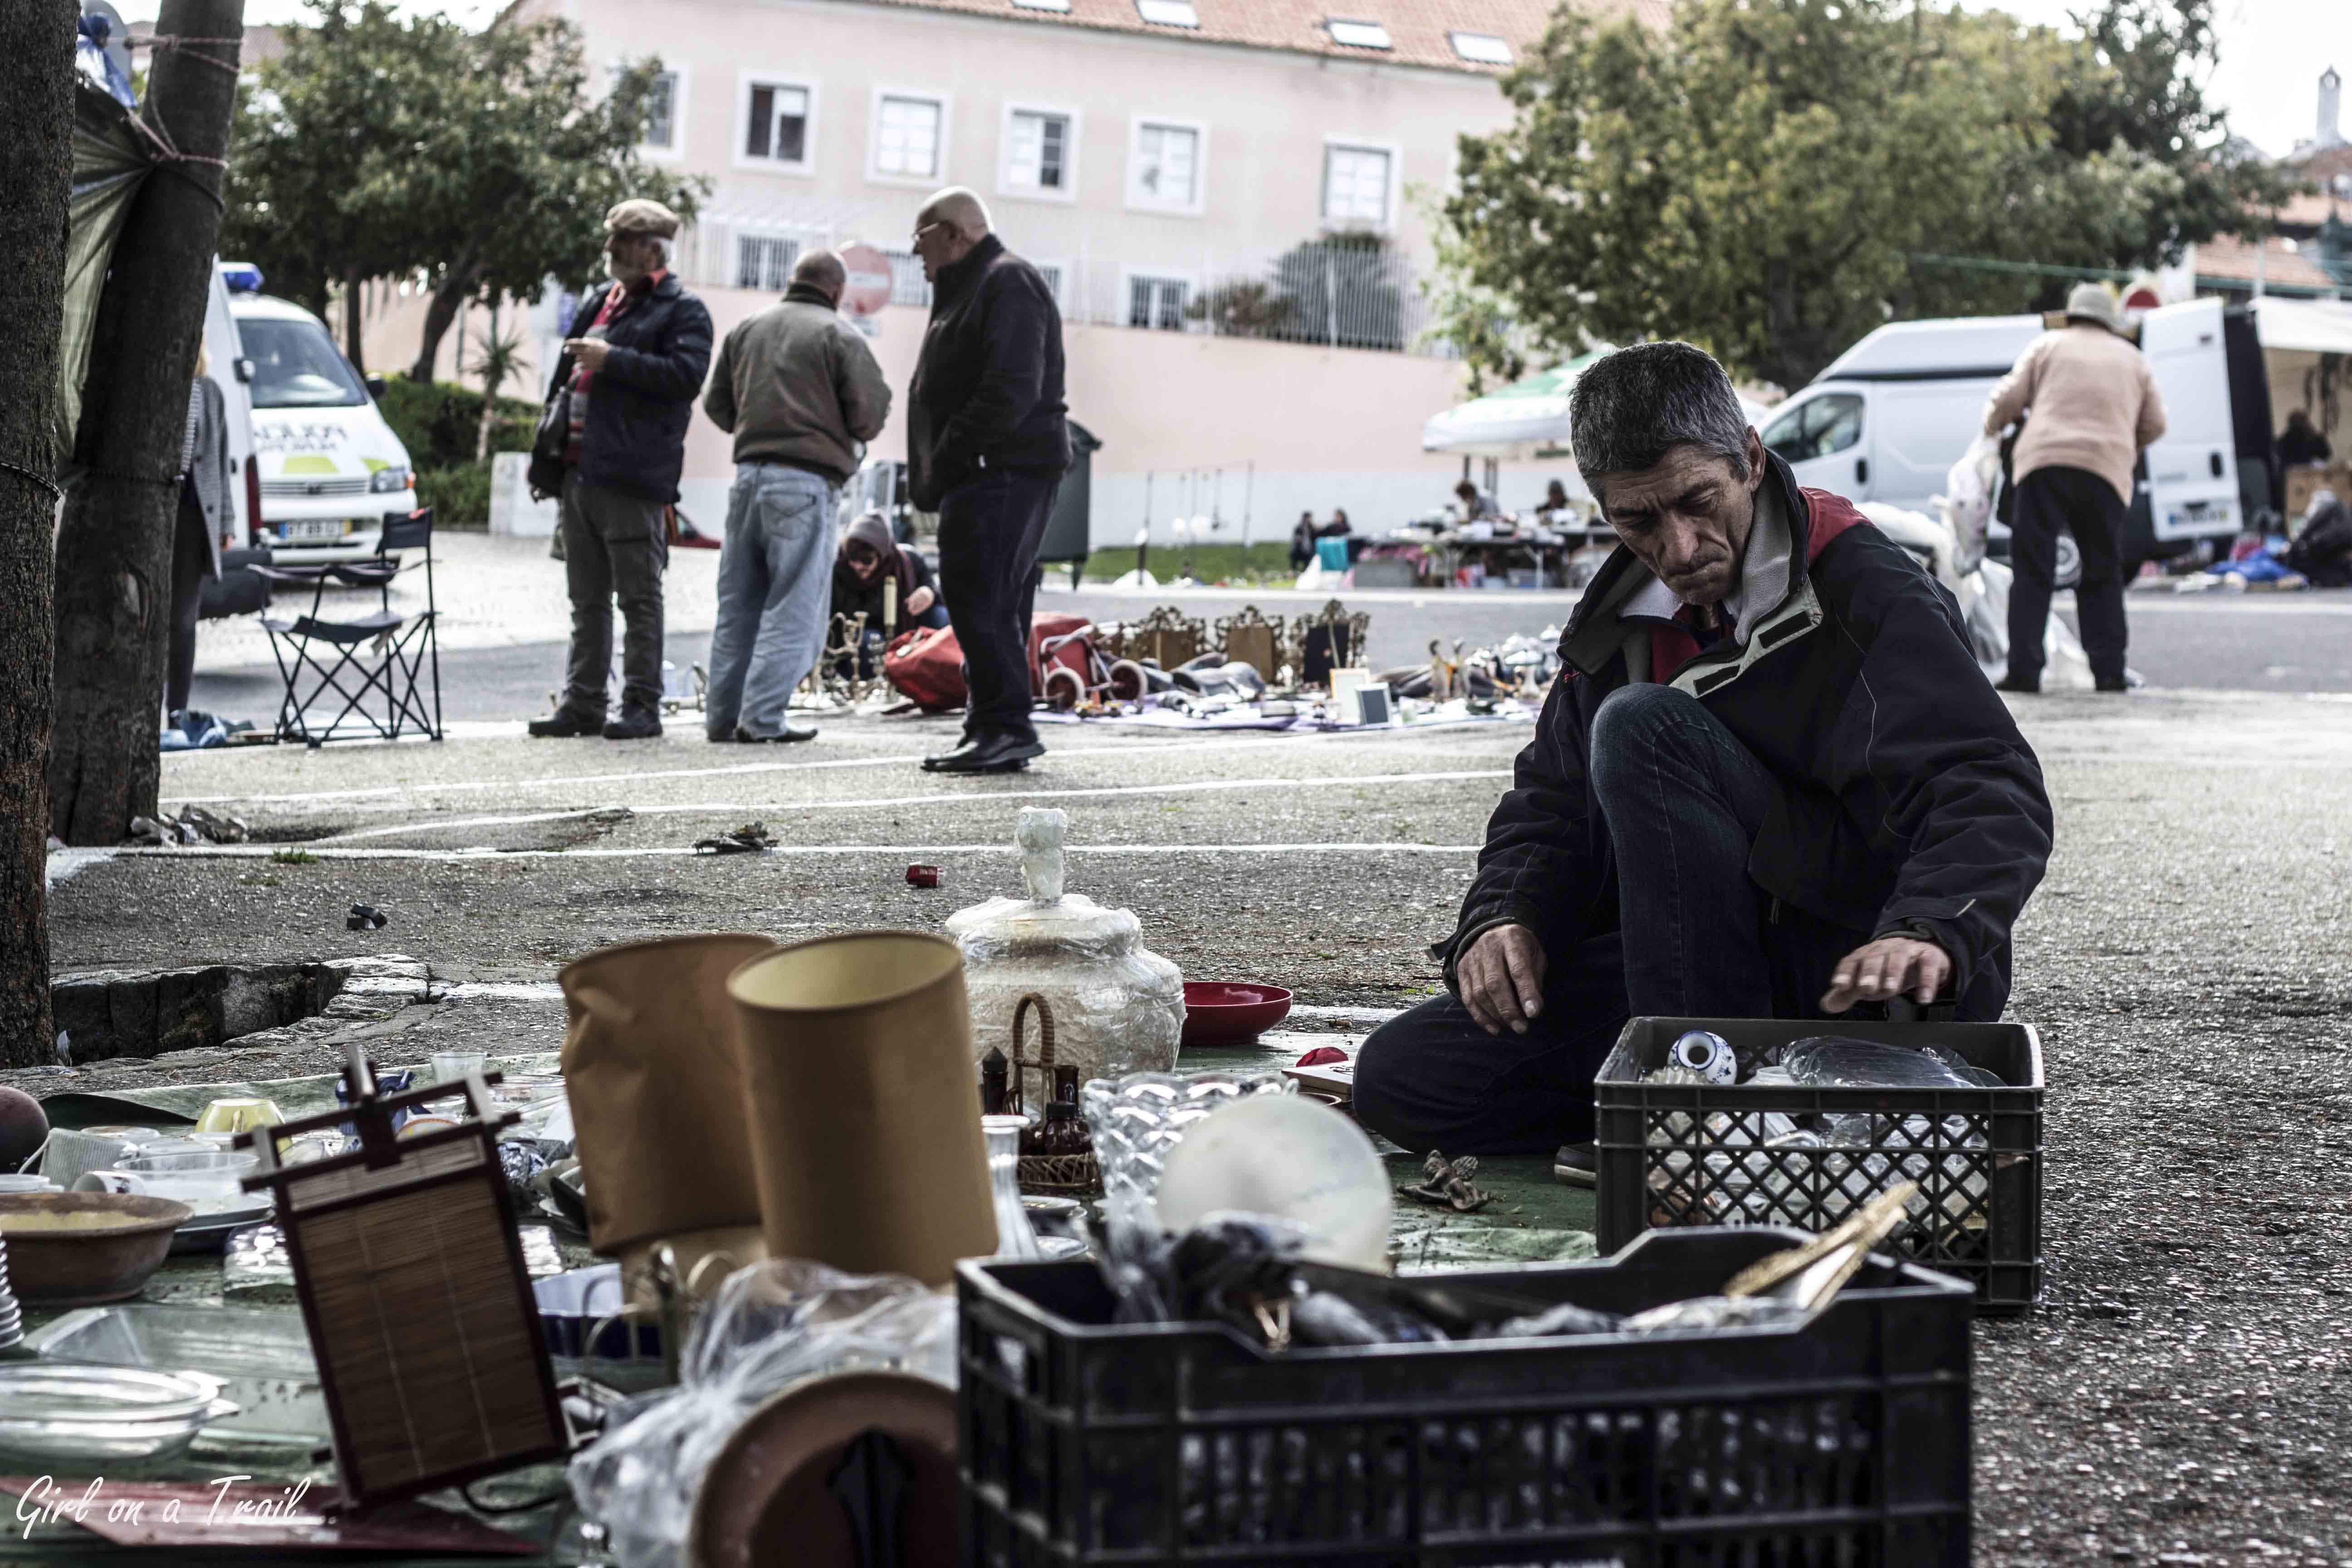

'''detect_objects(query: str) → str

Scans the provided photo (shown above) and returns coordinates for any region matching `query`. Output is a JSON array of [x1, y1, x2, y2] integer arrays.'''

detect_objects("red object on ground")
[[1180, 981, 1294, 1047], [906, 864, 941, 887], [1294, 1044, 1348, 1068], [883, 625, 966, 710]]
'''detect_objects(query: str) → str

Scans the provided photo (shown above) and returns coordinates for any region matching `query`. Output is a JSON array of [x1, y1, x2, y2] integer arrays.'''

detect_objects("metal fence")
[[679, 214, 1450, 358]]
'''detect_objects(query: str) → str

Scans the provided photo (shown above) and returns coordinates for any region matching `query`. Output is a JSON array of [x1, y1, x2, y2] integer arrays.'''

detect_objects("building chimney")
[[2323, 66, 2343, 150]]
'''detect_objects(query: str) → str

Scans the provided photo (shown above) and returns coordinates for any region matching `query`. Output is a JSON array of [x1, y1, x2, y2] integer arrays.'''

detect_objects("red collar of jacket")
[[1649, 487, 1869, 683]]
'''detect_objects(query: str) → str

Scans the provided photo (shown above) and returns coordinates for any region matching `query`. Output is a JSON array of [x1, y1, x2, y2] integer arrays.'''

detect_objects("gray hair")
[[647, 233, 674, 267], [1568, 342, 1752, 497]]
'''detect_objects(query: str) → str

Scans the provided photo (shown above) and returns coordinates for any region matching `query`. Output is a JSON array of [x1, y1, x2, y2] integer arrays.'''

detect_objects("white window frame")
[[733, 72, 819, 176], [998, 102, 1081, 205], [868, 85, 952, 187], [1120, 268, 1196, 332], [613, 63, 687, 163], [1320, 136, 1401, 231], [1125, 115, 1208, 216], [1029, 257, 1073, 313], [1448, 30, 1513, 67]]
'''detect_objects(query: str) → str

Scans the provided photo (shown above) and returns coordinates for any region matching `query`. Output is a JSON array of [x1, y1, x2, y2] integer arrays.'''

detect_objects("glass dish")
[[0, 1364, 238, 1462], [24, 1306, 325, 1445]]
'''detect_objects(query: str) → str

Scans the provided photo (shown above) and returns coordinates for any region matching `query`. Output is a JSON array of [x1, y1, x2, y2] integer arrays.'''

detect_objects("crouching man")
[[1352, 343, 2054, 1186]]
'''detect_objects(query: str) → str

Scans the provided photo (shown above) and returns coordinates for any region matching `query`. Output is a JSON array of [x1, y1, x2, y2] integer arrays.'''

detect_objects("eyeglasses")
[[911, 221, 945, 248]]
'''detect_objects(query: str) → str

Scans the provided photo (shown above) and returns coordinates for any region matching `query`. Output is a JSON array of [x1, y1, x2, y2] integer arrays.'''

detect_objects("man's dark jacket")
[[906, 235, 1069, 511], [542, 273, 713, 505], [1441, 455, 2053, 1020]]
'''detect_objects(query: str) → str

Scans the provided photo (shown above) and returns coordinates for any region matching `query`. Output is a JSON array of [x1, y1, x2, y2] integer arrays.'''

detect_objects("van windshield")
[[240, 317, 370, 409]]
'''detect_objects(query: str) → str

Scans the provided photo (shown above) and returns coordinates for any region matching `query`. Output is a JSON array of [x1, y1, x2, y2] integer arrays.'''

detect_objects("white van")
[[1758, 298, 2259, 575], [198, 260, 257, 551], [223, 270, 416, 563]]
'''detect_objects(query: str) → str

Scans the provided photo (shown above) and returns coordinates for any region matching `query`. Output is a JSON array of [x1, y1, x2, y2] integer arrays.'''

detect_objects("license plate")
[[280, 520, 346, 542]]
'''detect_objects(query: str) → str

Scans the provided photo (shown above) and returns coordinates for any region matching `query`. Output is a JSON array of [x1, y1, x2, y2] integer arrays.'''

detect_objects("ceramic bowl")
[[1178, 981, 1294, 1047], [0, 1192, 194, 1306]]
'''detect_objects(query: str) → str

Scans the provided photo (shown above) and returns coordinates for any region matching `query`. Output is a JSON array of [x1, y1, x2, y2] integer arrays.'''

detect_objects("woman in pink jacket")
[[1981, 283, 2167, 694]]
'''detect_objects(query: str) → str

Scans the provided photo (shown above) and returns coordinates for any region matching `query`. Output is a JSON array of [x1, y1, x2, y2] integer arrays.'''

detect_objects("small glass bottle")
[[980, 1114, 1044, 1261], [1041, 1100, 1084, 1157]]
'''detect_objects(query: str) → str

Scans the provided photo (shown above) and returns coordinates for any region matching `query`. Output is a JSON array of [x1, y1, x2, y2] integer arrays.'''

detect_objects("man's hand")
[[1821, 936, 1951, 1013], [905, 585, 936, 617], [563, 337, 610, 373], [1458, 924, 1546, 1037]]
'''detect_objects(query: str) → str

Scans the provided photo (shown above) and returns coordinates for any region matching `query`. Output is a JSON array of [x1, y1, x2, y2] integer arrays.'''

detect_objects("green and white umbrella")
[[1420, 353, 1606, 461]]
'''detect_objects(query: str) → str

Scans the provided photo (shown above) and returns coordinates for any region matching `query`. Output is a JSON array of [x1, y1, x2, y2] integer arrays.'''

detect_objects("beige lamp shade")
[[560, 933, 779, 1256], [728, 933, 997, 1285]]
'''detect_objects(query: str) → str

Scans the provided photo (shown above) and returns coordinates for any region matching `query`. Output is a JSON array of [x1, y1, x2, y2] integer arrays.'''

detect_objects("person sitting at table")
[[2279, 410, 2332, 468], [1454, 479, 1497, 519], [1289, 510, 1320, 570], [830, 510, 946, 675], [1539, 479, 1573, 517]]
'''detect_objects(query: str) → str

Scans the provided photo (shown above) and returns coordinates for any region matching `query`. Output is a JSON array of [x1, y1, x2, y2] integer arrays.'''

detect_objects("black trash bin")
[[1040, 421, 1100, 589]]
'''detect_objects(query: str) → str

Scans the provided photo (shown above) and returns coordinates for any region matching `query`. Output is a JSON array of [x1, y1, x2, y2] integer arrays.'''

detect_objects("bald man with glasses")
[[905, 187, 1072, 774]]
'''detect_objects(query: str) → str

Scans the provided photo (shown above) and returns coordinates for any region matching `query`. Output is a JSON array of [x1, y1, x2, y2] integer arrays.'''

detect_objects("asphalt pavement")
[[189, 578, 2352, 725], [39, 568, 2352, 1567]]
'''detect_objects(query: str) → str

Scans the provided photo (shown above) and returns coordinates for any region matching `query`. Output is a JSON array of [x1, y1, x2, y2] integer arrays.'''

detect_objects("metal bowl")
[[0, 1364, 237, 1462], [0, 1192, 194, 1306]]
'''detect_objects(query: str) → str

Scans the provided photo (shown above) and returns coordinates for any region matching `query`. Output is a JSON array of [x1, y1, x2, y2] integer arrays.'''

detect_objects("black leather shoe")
[[528, 710, 603, 737], [1993, 673, 2039, 695], [1553, 1142, 1597, 1188], [2094, 676, 2130, 693], [730, 723, 818, 743], [922, 733, 1045, 774], [602, 709, 663, 740]]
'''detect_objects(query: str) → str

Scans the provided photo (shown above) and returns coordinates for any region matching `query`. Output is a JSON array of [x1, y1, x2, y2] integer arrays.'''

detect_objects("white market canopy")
[[1421, 353, 1604, 461], [2251, 295, 2352, 357]]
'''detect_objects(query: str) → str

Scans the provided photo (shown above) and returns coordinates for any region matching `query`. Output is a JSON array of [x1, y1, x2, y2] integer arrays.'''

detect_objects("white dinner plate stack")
[[0, 1235, 24, 1351]]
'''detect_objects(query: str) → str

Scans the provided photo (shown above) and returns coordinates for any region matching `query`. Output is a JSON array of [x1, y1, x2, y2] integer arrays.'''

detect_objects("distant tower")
[[2323, 67, 2343, 150]]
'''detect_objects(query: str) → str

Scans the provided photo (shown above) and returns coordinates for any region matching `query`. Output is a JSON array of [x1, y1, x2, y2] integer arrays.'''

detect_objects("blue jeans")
[[706, 464, 837, 740]]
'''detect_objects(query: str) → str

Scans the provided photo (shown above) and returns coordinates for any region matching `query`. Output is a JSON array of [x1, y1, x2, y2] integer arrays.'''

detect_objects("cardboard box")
[[2284, 464, 2351, 522]]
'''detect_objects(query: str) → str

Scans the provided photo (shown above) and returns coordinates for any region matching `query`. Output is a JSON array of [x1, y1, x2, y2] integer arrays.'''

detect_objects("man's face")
[[1598, 432, 1767, 606], [845, 543, 882, 582], [912, 217, 973, 282], [605, 231, 659, 285]]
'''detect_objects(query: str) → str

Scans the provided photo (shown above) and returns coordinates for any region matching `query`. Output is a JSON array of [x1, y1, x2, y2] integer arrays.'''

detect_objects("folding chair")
[[257, 508, 443, 747]]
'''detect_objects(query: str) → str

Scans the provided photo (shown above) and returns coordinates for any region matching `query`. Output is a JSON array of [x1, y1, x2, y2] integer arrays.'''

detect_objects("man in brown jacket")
[[1981, 283, 2167, 693], [701, 250, 893, 742]]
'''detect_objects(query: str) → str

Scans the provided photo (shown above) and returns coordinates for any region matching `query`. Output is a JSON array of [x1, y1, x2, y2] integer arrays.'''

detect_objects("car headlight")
[[370, 466, 412, 493]]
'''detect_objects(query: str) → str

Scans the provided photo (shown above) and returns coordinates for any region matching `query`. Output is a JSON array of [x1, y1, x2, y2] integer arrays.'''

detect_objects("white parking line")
[[316, 769, 1513, 843], [160, 720, 1528, 809], [60, 841, 1485, 865]]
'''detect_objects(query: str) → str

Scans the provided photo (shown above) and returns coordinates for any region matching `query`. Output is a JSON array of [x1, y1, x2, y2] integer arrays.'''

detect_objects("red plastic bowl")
[[1181, 982, 1294, 1048]]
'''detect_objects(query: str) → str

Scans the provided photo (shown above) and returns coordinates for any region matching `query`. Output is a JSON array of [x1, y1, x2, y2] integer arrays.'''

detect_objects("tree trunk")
[[0, 0, 75, 1067], [410, 244, 483, 383], [49, 0, 244, 847], [475, 295, 502, 464], [343, 265, 367, 377]]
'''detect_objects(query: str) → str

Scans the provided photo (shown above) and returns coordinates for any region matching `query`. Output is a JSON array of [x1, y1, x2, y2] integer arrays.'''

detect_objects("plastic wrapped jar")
[[945, 810, 1185, 1090]]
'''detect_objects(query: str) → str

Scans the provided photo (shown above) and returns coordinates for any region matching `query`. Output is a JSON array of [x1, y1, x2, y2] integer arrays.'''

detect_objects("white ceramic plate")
[[1154, 1094, 1393, 1272]]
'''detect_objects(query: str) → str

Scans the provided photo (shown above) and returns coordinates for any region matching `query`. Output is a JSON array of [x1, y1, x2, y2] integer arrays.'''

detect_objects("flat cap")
[[605, 198, 681, 238]]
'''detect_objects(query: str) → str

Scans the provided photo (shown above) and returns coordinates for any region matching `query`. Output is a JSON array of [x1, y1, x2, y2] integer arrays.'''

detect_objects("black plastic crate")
[[1594, 1016, 2045, 1315], [959, 1228, 1972, 1566]]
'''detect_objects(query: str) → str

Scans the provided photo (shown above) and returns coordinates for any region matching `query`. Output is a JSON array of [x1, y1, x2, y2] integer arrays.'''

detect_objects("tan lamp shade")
[[728, 933, 996, 1285], [560, 933, 778, 1257]]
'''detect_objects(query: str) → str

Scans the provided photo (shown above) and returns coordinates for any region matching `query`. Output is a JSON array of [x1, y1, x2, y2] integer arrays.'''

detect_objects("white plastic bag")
[[1940, 433, 1999, 577], [1961, 559, 2097, 690]]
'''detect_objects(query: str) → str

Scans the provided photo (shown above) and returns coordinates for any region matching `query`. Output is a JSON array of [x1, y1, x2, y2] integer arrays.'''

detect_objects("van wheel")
[[2054, 533, 2082, 591]]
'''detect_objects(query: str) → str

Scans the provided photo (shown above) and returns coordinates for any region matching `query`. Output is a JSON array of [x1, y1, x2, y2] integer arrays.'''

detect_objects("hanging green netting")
[[57, 78, 157, 472]]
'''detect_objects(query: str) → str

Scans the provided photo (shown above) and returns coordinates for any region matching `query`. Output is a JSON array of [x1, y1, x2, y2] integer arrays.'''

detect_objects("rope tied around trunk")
[[0, 459, 65, 506], [126, 34, 246, 208]]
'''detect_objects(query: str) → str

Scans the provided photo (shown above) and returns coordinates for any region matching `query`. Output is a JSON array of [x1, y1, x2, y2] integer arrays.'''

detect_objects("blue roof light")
[[219, 261, 265, 293]]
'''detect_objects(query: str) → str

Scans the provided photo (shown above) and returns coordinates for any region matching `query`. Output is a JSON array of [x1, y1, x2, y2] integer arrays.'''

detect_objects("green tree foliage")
[[1433, 0, 2292, 392], [221, 2, 707, 378], [1188, 231, 1408, 351]]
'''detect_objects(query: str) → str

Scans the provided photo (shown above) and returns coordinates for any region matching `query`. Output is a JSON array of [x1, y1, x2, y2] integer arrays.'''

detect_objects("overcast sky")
[[108, 0, 2342, 159]]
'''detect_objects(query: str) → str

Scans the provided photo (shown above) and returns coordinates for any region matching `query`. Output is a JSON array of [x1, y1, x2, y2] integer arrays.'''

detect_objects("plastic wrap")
[[1783, 1036, 1999, 1090], [1080, 1068, 1292, 1215], [947, 893, 1185, 1085], [566, 1258, 956, 1568]]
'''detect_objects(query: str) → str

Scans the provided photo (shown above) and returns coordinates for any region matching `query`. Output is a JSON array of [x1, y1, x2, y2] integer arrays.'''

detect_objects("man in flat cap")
[[529, 198, 714, 741]]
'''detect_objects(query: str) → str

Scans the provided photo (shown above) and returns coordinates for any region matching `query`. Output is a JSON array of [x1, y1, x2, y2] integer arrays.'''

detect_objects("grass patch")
[[1078, 542, 1300, 586], [270, 848, 319, 866]]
